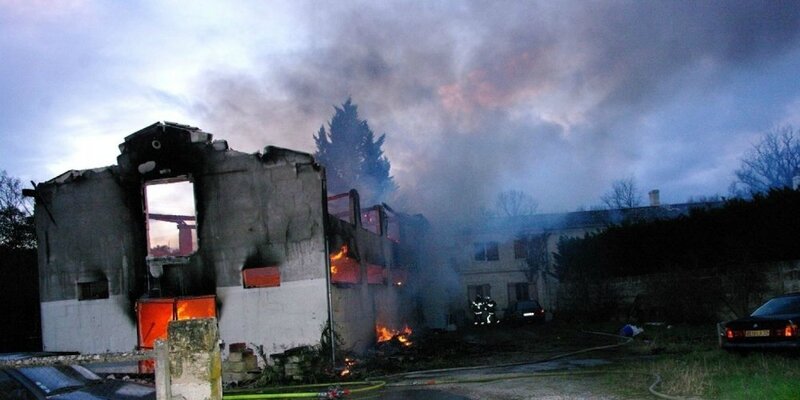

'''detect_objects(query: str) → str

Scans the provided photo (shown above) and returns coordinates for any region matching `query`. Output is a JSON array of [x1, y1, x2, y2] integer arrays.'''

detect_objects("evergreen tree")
[[314, 98, 396, 204]]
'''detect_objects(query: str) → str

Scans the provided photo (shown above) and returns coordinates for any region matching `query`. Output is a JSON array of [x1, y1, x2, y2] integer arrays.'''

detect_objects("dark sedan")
[[504, 300, 546, 324], [719, 293, 800, 352], [0, 364, 154, 399]]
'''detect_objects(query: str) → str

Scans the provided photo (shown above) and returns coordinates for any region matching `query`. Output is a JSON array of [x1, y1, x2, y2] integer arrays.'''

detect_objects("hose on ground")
[[375, 330, 702, 400], [222, 380, 385, 399], [223, 330, 700, 399]]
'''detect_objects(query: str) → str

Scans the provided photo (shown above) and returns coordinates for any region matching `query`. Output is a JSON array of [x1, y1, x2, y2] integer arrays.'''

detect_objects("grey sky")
[[3, 1, 800, 223]]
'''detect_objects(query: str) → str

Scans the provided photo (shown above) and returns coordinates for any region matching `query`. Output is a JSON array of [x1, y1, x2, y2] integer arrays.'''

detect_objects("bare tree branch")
[[601, 177, 642, 209], [495, 190, 539, 217], [732, 126, 800, 196]]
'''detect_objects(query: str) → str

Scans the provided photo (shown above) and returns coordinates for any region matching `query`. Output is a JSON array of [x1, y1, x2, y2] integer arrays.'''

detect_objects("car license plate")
[[523, 312, 536, 317], [744, 329, 770, 337]]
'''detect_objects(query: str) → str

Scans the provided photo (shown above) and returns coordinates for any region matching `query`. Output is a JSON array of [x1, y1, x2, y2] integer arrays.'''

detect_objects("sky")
[[3, 1, 800, 223]]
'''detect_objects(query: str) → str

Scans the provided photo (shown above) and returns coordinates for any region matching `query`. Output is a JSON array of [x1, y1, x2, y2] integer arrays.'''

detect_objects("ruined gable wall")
[[34, 168, 144, 352]]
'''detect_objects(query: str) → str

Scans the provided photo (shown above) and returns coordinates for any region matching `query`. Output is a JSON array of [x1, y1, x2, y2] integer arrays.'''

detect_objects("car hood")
[[52, 380, 155, 400]]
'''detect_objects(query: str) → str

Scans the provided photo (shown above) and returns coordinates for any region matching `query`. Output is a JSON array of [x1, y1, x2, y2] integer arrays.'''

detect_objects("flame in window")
[[330, 245, 348, 275]]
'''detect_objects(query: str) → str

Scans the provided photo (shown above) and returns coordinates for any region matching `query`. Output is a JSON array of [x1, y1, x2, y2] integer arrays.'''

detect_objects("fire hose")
[[222, 381, 385, 399], [379, 330, 702, 400], [222, 331, 699, 399]]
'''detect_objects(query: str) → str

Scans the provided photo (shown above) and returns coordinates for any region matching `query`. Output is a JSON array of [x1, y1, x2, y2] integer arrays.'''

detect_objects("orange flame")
[[375, 324, 413, 347], [330, 245, 348, 274]]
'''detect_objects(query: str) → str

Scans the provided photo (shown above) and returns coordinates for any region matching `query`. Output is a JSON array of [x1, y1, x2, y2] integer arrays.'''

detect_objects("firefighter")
[[485, 296, 498, 324], [471, 295, 484, 325]]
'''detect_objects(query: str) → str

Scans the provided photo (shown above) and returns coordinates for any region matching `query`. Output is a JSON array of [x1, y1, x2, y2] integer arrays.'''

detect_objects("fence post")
[[167, 317, 223, 400]]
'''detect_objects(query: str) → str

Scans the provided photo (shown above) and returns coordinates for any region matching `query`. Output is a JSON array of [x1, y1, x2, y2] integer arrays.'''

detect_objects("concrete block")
[[227, 352, 243, 362], [226, 361, 245, 373], [243, 353, 258, 371]]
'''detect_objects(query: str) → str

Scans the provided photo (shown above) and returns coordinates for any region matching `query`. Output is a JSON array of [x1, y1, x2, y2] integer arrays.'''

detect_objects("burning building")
[[30, 122, 424, 356]]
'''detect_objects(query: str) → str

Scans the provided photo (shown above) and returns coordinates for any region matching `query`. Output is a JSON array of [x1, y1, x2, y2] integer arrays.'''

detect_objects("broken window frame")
[[143, 177, 198, 259]]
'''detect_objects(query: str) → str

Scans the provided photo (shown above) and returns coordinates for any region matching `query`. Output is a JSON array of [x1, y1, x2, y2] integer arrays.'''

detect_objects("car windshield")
[[751, 296, 800, 317], [17, 365, 100, 395]]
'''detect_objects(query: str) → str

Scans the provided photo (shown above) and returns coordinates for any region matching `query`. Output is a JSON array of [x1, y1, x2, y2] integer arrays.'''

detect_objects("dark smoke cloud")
[[194, 1, 800, 224]]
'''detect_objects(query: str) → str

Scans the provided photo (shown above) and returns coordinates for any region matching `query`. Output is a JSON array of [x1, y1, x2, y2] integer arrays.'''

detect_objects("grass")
[[598, 323, 800, 399]]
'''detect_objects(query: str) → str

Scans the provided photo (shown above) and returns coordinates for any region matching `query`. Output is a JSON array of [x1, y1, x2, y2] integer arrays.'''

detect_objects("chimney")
[[648, 189, 660, 207]]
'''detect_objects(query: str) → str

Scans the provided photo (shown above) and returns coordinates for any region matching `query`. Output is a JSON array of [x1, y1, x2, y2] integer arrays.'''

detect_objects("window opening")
[[327, 192, 352, 223], [507, 282, 532, 306], [136, 296, 216, 349], [144, 179, 197, 257], [243, 266, 281, 288], [467, 284, 491, 302], [473, 242, 499, 261], [330, 244, 360, 285], [77, 280, 109, 300]]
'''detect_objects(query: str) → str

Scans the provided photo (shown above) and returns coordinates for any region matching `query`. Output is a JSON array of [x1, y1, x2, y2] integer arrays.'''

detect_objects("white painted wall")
[[41, 295, 137, 353], [216, 278, 329, 356]]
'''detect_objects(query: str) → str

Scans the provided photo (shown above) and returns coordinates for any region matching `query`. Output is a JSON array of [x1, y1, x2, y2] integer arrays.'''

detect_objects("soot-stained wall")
[[34, 122, 329, 354]]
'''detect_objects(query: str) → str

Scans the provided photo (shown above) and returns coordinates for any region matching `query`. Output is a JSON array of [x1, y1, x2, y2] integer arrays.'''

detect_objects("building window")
[[144, 179, 197, 258], [467, 284, 491, 302], [514, 240, 527, 259], [78, 280, 109, 301], [507, 282, 531, 305], [136, 296, 216, 349], [330, 245, 361, 285], [473, 242, 499, 261]]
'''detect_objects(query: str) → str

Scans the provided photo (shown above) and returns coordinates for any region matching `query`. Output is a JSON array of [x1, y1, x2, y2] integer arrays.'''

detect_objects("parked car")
[[504, 300, 546, 324], [0, 364, 155, 399], [719, 293, 800, 352]]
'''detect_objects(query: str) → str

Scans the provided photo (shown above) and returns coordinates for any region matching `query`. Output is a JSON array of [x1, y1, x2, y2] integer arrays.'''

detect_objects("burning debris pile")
[[376, 324, 413, 348]]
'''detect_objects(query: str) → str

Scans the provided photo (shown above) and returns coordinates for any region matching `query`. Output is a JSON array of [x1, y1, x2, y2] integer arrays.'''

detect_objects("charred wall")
[[327, 204, 425, 354], [34, 122, 330, 354]]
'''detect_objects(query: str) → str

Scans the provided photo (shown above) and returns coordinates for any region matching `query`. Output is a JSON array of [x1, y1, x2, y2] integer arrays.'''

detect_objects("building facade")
[[452, 200, 721, 323]]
